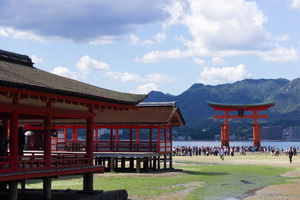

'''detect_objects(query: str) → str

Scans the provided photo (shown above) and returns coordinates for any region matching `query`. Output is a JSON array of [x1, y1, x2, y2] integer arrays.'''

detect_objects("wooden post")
[[149, 127, 153, 151], [153, 156, 157, 170], [121, 157, 125, 170], [84, 108, 94, 193], [253, 124, 261, 147], [9, 180, 18, 200], [158, 126, 161, 154], [86, 111, 94, 165], [129, 158, 134, 170], [136, 125, 140, 152], [129, 128, 133, 151], [43, 177, 51, 200], [169, 153, 173, 169], [44, 114, 52, 169], [164, 154, 167, 169], [136, 158, 141, 173], [83, 172, 93, 193], [10, 110, 18, 172], [110, 128, 113, 151], [115, 125, 119, 152]]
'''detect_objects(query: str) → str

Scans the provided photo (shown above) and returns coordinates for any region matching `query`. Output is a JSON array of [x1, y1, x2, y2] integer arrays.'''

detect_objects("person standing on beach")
[[288, 147, 293, 164]]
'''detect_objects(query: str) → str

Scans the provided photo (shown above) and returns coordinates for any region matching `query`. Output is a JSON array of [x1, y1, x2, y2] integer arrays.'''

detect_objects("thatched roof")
[[0, 49, 147, 105]]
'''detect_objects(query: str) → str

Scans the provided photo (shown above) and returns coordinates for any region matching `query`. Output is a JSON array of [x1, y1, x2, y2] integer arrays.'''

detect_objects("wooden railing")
[[56, 141, 172, 153], [0, 153, 89, 173]]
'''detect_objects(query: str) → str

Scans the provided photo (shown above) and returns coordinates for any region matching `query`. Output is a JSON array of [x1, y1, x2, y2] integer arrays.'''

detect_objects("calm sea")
[[173, 140, 300, 150]]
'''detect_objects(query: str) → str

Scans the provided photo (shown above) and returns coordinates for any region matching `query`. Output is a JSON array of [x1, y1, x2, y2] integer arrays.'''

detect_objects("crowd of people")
[[172, 145, 298, 159]]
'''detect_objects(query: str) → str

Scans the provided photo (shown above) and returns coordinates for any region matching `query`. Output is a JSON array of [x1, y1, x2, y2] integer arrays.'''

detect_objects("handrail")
[[0, 153, 90, 173]]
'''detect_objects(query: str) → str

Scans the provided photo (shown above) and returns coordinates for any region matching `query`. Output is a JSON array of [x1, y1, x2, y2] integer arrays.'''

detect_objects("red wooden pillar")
[[157, 125, 161, 153], [115, 125, 119, 152], [164, 127, 167, 152], [220, 124, 229, 147], [253, 110, 261, 147], [84, 114, 94, 193], [129, 128, 133, 151], [149, 127, 153, 151], [44, 114, 52, 169], [2, 119, 9, 154], [136, 125, 140, 152], [86, 114, 94, 165], [10, 110, 19, 172], [253, 124, 261, 147], [110, 128, 113, 151]]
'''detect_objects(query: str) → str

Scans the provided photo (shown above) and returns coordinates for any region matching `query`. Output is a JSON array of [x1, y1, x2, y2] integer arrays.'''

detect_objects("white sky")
[[1, 0, 300, 95]]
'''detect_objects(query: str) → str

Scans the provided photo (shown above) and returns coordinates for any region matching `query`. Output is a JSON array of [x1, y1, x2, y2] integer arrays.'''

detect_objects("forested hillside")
[[144, 78, 300, 139]]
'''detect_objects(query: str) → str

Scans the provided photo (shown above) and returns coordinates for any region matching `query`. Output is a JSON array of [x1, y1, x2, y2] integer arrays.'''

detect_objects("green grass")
[[26, 163, 293, 200]]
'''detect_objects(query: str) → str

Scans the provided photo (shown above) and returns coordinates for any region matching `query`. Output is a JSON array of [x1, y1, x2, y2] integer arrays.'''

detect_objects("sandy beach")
[[173, 152, 300, 199]]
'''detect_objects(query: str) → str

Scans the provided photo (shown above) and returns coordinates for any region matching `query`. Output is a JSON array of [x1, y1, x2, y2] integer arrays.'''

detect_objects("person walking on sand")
[[220, 148, 225, 161], [288, 147, 294, 164]]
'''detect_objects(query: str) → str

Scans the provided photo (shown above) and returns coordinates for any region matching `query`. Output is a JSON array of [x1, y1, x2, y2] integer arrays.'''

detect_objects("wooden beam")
[[214, 114, 269, 119], [0, 102, 95, 118]]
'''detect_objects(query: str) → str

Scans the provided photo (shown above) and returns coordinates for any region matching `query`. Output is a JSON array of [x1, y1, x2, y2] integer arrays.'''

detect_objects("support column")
[[83, 172, 93, 193], [220, 124, 229, 147], [86, 113, 94, 165], [10, 110, 19, 172], [129, 128, 133, 151], [84, 108, 94, 193], [9, 180, 18, 200], [253, 124, 261, 147], [115, 126, 119, 152], [43, 177, 51, 200], [44, 114, 52, 169], [169, 153, 173, 169]]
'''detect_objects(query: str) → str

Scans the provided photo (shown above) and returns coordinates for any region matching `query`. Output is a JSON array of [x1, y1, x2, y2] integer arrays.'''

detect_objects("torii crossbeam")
[[207, 101, 275, 147]]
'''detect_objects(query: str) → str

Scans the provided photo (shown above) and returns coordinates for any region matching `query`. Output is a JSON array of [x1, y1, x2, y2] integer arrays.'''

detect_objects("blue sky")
[[1, 0, 300, 95]]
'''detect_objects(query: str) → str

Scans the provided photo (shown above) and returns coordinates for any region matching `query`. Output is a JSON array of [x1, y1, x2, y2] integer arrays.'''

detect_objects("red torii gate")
[[207, 101, 275, 147]]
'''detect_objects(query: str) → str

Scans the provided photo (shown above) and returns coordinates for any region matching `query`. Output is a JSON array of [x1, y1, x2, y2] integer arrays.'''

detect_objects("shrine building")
[[0, 49, 147, 200]]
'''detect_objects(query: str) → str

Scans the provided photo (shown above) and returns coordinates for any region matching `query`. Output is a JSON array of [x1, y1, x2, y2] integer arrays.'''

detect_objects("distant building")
[[287, 127, 300, 140], [261, 126, 283, 140]]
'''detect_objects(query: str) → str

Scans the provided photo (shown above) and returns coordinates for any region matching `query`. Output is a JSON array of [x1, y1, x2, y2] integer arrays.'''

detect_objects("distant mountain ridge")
[[144, 78, 300, 139]]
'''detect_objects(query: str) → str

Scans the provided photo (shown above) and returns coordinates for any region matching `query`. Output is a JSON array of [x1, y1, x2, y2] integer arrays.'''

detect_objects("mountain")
[[143, 78, 300, 139]]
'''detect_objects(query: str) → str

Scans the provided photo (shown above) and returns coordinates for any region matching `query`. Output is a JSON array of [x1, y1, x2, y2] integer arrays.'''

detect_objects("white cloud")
[[130, 32, 166, 46], [153, 32, 166, 43], [0, 27, 50, 43], [135, 48, 184, 63], [290, 0, 300, 10], [211, 57, 227, 65], [137, 0, 298, 63], [194, 58, 206, 66], [106, 71, 143, 83], [130, 83, 158, 94], [257, 45, 298, 62], [198, 64, 253, 85], [130, 34, 141, 46], [105, 71, 174, 83], [76, 55, 110, 74], [31, 55, 43, 63], [274, 34, 290, 41], [51, 66, 83, 80]]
